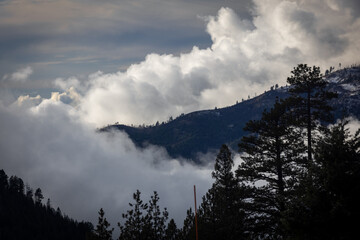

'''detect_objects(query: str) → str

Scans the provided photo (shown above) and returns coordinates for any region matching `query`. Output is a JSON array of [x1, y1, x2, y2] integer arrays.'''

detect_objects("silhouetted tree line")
[[94, 64, 359, 240], [0, 170, 95, 240]]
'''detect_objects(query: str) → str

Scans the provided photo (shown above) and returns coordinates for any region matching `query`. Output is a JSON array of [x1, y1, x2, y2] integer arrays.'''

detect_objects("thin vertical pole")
[[194, 185, 199, 240]]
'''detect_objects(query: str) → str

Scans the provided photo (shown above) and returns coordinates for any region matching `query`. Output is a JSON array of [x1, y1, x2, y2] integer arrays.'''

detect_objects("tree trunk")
[[307, 87, 312, 181], [275, 134, 285, 212]]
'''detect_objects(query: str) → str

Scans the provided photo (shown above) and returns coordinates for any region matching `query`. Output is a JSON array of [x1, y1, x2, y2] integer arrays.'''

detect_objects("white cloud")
[[50, 87, 81, 106], [10, 66, 33, 82], [0, 101, 213, 227], [346, 117, 360, 136], [14, 94, 42, 108], [54, 77, 81, 91], [36, 1, 358, 127]]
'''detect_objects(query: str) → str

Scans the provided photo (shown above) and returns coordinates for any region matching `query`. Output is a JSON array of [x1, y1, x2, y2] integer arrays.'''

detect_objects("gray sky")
[[1, 0, 360, 231], [0, 0, 253, 86]]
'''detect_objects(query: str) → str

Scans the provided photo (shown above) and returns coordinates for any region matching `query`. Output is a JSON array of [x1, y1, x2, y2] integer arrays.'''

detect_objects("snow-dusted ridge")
[[104, 66, 360, 160]]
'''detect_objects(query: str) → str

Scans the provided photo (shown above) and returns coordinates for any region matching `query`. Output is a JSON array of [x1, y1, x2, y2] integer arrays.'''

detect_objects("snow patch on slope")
[[341, 83, 358, 92]]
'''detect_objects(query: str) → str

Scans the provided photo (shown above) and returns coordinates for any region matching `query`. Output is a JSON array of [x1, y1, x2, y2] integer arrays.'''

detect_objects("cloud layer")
[[0, 101, 214, 227]]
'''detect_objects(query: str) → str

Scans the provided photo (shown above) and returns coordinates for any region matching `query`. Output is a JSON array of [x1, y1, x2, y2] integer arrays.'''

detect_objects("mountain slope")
[[101, 67, 360, 161], [0, 169, 94, 240]]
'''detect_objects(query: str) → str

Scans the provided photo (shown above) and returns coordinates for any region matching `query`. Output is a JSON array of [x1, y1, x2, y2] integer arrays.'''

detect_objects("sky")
[[1, 0, 360, 230]]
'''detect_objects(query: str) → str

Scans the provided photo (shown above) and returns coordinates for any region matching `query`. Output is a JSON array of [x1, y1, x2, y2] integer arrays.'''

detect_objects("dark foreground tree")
[[284, 120, 360, 239], [165, 219, 180, 240], [237, 99, 305, 239], [146, 191, 169, 239], [94, 208, 113, 240], [34, 187, 44, 205], [180, 208, 195, 240], [287, 64, 337, 176], [197, 145, 244, 240], [118, 190, 149, 240], [0, 169, 94, 240], [118, 190, 171, 240]]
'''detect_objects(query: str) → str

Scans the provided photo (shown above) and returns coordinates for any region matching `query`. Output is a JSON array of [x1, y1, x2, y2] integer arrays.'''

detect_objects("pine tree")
[[46, 198, 52, 211], [0, 169, 8, 190], [286, 64, 337, 176], [285, 120, 360, 238], [9, 176, 24, 194], [237, 99, 305, 239], [56, 207, 62, 217], [147, 191, 169, 240], [165, 219, 180, 240], [34, 187, 44, 205], [118, 190, 169, 240], [0, 169, 94, 240], [314, 121, 360, 238], [180, 208, 195, 240], [118, 190, 148, 240], [197, 188, 217, 240], [95, 208, 113, 240], [198, 145, 244, 240], [25, 184, 34, 200]]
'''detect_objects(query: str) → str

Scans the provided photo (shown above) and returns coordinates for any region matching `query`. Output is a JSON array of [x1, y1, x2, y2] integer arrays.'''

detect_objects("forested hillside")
[[102, 66, 360, 161], [0, 169, 94, 240]]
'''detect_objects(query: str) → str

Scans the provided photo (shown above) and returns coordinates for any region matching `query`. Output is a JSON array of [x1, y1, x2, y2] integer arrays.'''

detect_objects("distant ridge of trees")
[[0, 169, 95, 240]]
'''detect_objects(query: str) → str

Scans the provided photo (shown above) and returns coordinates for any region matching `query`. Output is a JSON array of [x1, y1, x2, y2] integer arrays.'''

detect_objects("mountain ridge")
[[101, 66, 360, 162]]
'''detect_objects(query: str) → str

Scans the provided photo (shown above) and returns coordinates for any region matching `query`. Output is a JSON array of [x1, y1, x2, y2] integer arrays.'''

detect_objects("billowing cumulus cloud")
[[0, 0, 253, 82], [14, 94, 42, 108], [44, 1, 360, 127]]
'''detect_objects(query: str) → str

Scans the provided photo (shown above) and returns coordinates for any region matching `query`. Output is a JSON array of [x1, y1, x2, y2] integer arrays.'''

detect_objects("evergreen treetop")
[[286, 64, 337, 173], [95, 208, 114, 240]]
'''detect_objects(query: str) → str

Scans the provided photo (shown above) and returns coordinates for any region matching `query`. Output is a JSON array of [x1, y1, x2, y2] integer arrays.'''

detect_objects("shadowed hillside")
[[102, 67, 360, 161]]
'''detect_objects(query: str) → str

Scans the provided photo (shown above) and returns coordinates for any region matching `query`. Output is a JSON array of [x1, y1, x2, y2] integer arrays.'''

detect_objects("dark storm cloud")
[[289, 7, 316, 33], [286, 3, 349, 58], [334, 0, 360, 18], [317, 28, 349, 58]]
